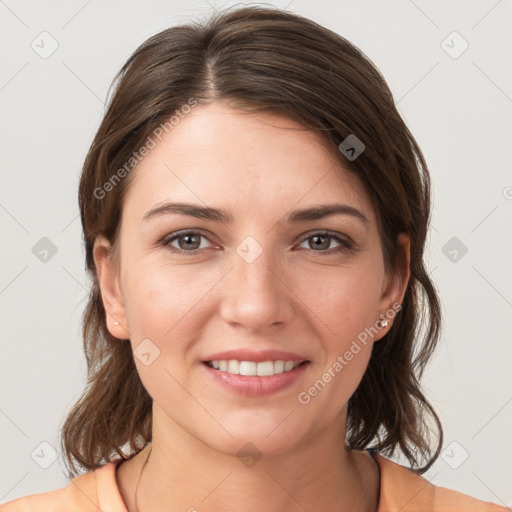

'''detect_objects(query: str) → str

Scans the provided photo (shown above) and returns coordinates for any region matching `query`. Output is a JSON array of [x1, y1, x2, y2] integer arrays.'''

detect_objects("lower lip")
[[202, 362, 310, 397]]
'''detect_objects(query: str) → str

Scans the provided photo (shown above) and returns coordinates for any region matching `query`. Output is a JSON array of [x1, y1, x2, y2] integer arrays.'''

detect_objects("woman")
[[1, 6, 508, 512]]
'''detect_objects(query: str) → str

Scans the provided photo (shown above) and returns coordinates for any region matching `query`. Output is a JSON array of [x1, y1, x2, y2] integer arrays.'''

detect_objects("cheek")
[[303, 257, 384, 337], [298, 310, 375, 426], [123, 261, 206, 339], [121, 263, 209, 399], [295, 257, 383, 408]]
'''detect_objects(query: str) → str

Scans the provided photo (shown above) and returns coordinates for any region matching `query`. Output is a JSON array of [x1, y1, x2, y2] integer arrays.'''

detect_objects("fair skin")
[[94, 102, 410, 512]]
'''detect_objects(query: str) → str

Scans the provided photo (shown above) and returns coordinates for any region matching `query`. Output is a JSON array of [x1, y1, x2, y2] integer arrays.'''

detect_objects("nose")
[[219, 241, 295, 332]]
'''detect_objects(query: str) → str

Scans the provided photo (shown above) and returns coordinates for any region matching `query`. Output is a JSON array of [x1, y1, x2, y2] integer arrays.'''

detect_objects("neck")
[[120, 404, 380, 512]]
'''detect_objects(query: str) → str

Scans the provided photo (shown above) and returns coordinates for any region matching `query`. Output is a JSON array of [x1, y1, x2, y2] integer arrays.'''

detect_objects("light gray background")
[[1, 0, 511, 506]]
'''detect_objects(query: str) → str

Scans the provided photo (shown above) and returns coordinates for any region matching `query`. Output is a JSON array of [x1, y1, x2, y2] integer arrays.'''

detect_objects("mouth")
[[202, 358, 310, 396], [203, 359, 309, 377]]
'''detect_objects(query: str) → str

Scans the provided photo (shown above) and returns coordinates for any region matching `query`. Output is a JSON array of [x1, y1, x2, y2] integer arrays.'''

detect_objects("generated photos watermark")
[[297, 302, 402, 405], [93, 97, 198, 200]]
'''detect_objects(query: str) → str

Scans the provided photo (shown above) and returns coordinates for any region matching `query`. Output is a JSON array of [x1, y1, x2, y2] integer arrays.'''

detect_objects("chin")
[[208, 430, 301, 462], [196, 411, 313, 460]]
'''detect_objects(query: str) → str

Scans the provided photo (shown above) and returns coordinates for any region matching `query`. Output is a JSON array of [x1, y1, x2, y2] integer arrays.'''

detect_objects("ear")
[[373, 233, 411, 341], [93, 235, 130, 340]]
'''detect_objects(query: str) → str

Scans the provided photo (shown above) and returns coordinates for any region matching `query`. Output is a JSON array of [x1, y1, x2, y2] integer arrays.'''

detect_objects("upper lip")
[[203, 349, 309, 363]]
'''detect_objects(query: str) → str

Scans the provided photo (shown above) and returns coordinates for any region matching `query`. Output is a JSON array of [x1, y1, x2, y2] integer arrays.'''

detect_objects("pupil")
[[312, 235, 328, 250], [182, 234, 198, 249]]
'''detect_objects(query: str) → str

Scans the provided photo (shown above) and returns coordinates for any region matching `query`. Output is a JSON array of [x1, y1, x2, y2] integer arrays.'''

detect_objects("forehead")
[[123, 102, 375, 226]]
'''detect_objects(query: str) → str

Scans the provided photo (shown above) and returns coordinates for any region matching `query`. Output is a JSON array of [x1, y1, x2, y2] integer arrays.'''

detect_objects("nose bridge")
[[220, 234, 293, 329], [234, 234, 283, 299], [236, 242, 278, 292]]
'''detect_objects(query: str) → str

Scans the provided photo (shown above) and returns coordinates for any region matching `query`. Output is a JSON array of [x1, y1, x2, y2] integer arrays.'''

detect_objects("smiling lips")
[[206, 359, 303, 376], [203, 349, 309, 375]]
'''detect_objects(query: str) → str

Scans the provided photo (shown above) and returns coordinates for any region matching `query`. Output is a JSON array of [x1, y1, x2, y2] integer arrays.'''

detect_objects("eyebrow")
[[143, 202, 370, 228]]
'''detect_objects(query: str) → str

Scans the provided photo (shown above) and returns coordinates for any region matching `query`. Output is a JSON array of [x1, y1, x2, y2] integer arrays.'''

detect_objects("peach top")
[[1, 451, 509, 511]]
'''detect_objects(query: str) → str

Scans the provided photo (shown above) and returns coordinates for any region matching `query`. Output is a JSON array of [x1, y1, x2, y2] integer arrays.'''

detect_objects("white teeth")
[[257, 361, 274, 376], [239, 361, 257, 376], [208, 359, 302, 376], [227, 360, 240, 374], [284, 361, 295, 372], [274, 360, 284, 373]]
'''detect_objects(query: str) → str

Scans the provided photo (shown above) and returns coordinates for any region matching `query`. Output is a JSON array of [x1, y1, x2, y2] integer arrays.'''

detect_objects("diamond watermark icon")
[[441, 31, 469, 60], [31, 441, 58, 469], [134, 338, 161, 366], [32, 237, 58, 263], [236, 236, 263, 264], [30, 31, 59, 59], [338, 134, 365, 161], [441, 441, 469, 469], [442, 236, 468, 263], [236, 442, 262, 468]]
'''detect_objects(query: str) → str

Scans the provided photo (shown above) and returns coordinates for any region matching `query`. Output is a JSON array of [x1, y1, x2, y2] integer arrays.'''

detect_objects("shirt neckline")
[[100, 448, 383, 512]]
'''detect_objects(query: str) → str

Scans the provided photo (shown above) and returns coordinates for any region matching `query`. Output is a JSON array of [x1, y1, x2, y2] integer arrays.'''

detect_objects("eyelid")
[[297, 230, 354, 253], [161, 229, 355, 255], [160, 229, 217, 251], [298, 229, 353, 245]]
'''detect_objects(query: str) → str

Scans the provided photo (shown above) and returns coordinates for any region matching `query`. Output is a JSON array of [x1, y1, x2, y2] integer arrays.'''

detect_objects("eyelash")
[[160, 230, 353, 256]]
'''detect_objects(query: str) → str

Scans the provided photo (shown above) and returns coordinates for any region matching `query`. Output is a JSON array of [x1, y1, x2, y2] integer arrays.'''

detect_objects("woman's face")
[[95, 101, 409, 459]]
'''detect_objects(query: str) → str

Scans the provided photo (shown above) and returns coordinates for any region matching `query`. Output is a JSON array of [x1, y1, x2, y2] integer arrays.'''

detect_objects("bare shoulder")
[[431, 483, 510, 512], [0, 471, 98, 512], [373, 454, 510, 512]]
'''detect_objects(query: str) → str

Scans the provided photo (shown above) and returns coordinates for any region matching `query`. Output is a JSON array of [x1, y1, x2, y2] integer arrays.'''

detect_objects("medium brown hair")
[[60, 5, 443, 479]]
